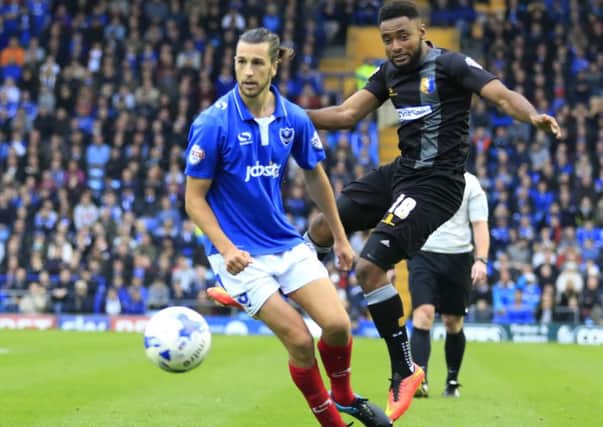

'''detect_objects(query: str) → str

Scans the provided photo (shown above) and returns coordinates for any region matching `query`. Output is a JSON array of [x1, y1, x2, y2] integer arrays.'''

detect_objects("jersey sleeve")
[[466, 175, 489, 222], [184, 115, 221, 179], [445, 52, 497, 94], [291, 113, 326, 169], [363, 63, 389, 104]]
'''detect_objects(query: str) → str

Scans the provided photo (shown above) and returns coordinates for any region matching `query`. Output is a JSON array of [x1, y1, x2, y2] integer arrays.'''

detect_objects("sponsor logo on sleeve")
[[310, 131, 323, 149], [188, 144, 205, 165], [465, 56, 483, 69]]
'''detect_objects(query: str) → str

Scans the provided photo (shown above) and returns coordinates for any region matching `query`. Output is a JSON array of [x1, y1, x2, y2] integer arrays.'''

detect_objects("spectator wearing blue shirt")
[[505, 289, 536, 324], [86, 132, 110, 192], [517, 270, 541, 313], [492, 268, 517, 323], [531, 180, 554, 223]]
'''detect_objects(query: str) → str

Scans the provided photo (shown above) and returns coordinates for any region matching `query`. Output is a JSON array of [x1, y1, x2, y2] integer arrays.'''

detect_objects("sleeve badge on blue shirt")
[[279, 127, 295, 145], [188, 144, 205, 165], [310, 131, 324, 149]]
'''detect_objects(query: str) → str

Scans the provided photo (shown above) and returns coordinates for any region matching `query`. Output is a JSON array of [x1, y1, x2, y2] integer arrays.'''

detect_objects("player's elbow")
[[342, 111, 360, 129], [331, 105, 360, 129], [184, 193, 198, 217]]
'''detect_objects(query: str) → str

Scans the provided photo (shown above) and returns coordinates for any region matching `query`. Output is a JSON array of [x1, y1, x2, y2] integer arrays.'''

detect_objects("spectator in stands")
[[18, 281, 48, 314], [580, 272, 602, 323], [492, 268, 516, 323], [50, 268, 72, 314], [104, 287, 122, 316], [147, 279, 170, 310], [73, 191, 99, 231], [536, 287, 555, 324], [556, 261, 584, 297], [505, 289, 535, 324], [126, 277, 148, 314], [66, 279, 94, 314]]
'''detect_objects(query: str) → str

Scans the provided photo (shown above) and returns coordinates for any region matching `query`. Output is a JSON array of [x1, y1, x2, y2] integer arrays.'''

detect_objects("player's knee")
[[442, 315, 463, 333], [355, 258, 386, 292], [308, 213, 332, 246], [285, 330, 316, 365], [320, 315, 351, 346], [413, 304, 435, 329]]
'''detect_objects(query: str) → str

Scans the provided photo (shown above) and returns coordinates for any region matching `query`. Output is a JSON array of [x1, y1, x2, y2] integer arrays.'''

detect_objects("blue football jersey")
[[184, 85, 326, 256]]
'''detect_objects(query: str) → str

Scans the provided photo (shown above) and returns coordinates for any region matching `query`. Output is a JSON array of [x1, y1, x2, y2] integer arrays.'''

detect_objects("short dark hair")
[[378, 0, 420, 24], [238, 27, 295, 63]]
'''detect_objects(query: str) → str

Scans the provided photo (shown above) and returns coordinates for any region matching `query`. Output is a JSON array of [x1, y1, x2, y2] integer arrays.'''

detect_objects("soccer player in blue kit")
[[184, 28, 391, 427]]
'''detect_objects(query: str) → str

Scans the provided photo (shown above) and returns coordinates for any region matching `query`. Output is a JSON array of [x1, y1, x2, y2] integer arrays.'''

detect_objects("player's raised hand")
[[333, 237, 355, 271], [531, 114, 562, 139], [471, 260, 487, 285], [223, 247, 253, 275]]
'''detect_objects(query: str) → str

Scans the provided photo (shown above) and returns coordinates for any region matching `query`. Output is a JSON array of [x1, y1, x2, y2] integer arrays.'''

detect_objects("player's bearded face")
[[380, 17, 425, 71], [235, 41, 277, 98]]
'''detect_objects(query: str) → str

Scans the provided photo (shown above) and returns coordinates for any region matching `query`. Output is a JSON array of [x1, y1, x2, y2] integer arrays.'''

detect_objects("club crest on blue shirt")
[[188, 144, 205, 165], [279, 127, 295, 145], [420, 76, 436, 94]]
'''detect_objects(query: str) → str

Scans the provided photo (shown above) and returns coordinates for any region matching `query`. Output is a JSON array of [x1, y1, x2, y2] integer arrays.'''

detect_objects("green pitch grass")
[[0, 330, 601, 427]]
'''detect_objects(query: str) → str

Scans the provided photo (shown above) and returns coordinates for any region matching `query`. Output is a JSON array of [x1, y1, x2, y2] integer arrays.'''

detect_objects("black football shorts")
[[337, 159, 464, 271], [408, 250, 473, 315]]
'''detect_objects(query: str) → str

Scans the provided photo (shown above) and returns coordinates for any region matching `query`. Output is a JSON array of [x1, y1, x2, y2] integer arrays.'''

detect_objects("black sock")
[[410, 327, 430, 381], [445, 329, 466, 383], [367, 295, 414, 378]]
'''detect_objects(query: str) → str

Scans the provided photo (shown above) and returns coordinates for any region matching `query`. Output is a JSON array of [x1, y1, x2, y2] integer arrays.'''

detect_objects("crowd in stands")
[[0, 1, 601, 327], [462, 0, 603, 325]]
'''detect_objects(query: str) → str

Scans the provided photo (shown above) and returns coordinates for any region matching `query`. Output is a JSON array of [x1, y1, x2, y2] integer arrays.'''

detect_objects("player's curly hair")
[[239, 27, 295, 64], [378, 0, 420, 23]]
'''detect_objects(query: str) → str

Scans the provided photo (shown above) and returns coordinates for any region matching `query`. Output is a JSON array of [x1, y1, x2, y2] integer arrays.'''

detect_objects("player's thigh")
[[338, 163, 395, 232], [438, 252, 473, 316], [288, 277, 350, 333], [278, 243, 350, 331], [276, 243, 331, 294], [255, 291, 312, 350], [408, 251, 440, 309], [364, 176, 464, 268], [207, 254, 280, 317]]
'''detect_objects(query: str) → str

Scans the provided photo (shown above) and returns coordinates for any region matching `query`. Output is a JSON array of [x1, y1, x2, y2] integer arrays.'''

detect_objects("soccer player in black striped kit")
[[304, 0, 561, 422]]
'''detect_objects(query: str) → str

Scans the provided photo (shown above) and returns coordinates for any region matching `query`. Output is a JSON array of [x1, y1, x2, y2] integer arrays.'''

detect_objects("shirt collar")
[[232, 84, 287, 122]]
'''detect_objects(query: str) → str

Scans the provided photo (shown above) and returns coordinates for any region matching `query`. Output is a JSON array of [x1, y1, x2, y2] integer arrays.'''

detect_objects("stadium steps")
[[475, 0, 506, 14], [319, 54, 357, 99]]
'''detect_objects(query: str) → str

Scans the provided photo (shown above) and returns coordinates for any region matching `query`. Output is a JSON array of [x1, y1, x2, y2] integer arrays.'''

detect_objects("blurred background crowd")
[[0, 0, 601, 326]]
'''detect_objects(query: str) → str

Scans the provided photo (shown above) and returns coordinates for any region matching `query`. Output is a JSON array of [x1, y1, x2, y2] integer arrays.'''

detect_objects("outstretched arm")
[[307, 89, 382, 130], [480, 79, 562, 138], [302, 164, 354, 270]]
